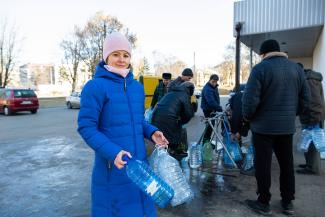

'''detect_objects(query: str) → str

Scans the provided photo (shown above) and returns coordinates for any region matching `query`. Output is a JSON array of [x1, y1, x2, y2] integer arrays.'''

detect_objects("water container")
[[148, 147, 160, 174], [297, 129, 312, 152], [242, 144, 254, 171], [189, 142, 202, 169], [157, 149, 194, 206], [144, 108, 153, 123], [122, 156, 174, 208], [202, 141, 213, 161], [311, 127, 325, 152]]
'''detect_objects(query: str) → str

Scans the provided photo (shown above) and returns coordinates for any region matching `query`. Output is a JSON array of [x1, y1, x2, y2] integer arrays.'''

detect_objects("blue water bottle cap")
[[122, 155, 130, 162]]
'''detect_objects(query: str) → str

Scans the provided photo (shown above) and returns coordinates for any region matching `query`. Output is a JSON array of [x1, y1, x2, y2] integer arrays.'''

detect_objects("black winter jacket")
[[151, 85, 194, 145], [242, 52, 310, 134]]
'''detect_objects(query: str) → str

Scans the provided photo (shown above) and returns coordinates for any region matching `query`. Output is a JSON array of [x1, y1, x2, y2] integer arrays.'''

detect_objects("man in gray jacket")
[[243, 39, 310, 216]]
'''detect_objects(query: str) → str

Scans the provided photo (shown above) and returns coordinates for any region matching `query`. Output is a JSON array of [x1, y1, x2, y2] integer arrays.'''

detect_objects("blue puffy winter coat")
[[78, 61, 158, 217]]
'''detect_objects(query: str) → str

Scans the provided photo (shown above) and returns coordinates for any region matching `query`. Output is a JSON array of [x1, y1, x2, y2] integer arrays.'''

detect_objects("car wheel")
[[67, 102, 72, 109], [31, 109, 37, 114], [4, 107, 12, 116]]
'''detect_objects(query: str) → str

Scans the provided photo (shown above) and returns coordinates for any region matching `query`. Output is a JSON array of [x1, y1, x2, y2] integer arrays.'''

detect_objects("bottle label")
[[145, 180, 159, 196]]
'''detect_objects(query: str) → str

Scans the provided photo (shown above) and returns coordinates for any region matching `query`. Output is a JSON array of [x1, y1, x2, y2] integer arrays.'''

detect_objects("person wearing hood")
[[201, 74, 223, 143], [151, 81, 195, 157], [77, 31, 168, 217], [297, 63, 325, 175], [243, 39, 310, 216]]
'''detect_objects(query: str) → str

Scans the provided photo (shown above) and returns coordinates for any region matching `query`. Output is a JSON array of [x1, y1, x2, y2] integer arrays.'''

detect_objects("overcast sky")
[[1, 0, 235, 68]]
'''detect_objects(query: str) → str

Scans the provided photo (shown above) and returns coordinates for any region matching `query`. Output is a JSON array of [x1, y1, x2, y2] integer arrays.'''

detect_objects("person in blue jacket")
[[77, 31, 169, 217], [200, 74, 223, 143]]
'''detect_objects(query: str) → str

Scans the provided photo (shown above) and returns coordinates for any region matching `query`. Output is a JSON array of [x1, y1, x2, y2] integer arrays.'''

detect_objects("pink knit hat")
[[103, 32, 132, 62]]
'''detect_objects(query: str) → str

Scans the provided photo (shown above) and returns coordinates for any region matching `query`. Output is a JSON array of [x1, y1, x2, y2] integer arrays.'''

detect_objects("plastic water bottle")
[[242, 144, 254, 171], [122, 156, 174, 208], [157, 149, 194, 206], [311, 127, 325, 152], [298, 129, 313, 152], [202, 141, 213, 161], [189, 142, 202, 169]]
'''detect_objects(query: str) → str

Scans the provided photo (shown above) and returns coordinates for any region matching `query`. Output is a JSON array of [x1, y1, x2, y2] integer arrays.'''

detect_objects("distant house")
[[233, 0, 325, 91]]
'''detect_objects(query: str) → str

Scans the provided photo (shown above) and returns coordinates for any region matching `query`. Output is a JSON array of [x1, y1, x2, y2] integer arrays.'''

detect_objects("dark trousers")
[[252, 132, 295, 204], [203, 109, 215, 142]]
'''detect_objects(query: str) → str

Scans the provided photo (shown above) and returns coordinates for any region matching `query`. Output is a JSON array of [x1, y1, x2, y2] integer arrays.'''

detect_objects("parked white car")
[[66, 92, 80, 109]]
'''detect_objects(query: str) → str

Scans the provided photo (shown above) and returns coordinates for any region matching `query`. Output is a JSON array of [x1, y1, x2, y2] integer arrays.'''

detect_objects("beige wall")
[[313, 28, 325, 95], [290, 57, 313, 69]]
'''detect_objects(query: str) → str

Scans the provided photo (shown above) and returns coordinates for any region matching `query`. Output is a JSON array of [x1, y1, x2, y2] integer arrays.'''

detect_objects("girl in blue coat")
[[78, 32, 169, 217]]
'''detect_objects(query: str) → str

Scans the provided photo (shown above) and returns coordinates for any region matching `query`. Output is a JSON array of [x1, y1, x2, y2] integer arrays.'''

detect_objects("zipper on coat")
[[125, 82, 137, 158]]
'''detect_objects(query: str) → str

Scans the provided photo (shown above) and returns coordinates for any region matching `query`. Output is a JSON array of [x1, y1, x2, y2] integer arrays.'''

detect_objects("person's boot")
[[296, 167, 315, 175], [245, 199, 272, 216], [281, 200, 294, 216], [298, 164, 307, 168]]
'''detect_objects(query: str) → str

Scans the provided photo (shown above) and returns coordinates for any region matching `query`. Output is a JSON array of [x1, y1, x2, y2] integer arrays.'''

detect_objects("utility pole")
[[193, 52, 196, 85], [235, 22, 242, 92]]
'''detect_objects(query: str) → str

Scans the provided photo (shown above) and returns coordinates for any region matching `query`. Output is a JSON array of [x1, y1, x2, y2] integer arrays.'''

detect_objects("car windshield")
[[14, 90, 36, 98]]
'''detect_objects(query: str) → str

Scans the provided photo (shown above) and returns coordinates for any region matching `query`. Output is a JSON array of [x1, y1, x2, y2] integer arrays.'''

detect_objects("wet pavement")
[[1, 105, 325, 217]]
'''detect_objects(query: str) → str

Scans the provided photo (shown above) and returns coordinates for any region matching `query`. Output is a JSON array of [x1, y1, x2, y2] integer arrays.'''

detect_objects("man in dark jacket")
[[298, 64, 325, 175], [243, 39, 310, 216], [201, 74, 223, 142], [150, 72, 172, 108], [168, 68, 193, 90], [151, 82, 194, 156]]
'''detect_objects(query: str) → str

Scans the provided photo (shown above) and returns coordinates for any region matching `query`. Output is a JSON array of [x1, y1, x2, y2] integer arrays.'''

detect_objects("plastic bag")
[[223, 133, 242, 167]]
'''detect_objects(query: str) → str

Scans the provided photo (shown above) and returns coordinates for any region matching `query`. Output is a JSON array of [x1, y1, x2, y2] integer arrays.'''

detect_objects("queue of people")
[[77, 31, 324, 217]]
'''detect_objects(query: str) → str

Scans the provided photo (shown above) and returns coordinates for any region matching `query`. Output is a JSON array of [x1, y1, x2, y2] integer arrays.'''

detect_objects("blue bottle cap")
[[122, 155, 130, 162]]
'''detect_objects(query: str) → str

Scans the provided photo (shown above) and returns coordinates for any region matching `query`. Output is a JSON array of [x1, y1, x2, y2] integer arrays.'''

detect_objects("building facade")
[[234, 0, 325, 90]]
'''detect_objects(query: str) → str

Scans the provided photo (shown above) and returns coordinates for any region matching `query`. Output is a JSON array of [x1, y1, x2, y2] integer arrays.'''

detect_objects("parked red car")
[[0, 88, 39, 116]]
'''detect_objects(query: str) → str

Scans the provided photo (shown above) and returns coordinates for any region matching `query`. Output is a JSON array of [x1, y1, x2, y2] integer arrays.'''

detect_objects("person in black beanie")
[[243, 39, 310, 216], [168, 68, 193, 90]]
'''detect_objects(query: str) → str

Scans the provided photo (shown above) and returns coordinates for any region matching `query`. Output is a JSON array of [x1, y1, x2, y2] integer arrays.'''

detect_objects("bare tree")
[[60, 27, 83, 93], [79, 12, 137, 78], [215, 42, 258, 87], [0, 20, 21, 87], [153, 51, 187, 78]]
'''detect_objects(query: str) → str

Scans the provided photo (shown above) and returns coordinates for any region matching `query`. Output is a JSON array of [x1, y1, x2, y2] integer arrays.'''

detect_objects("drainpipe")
[[235, 23, 242, 92]]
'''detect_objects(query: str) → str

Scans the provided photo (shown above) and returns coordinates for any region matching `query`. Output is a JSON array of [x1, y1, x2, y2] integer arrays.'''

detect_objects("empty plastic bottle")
[[189, 142, 202, 169], [157, 149, 194, 206], [202, 141, 213, 161], [122, 156, 174, 208], [311, 127, 325, 152], [298, 129, 313, 152], [242, 144, 254, 171]]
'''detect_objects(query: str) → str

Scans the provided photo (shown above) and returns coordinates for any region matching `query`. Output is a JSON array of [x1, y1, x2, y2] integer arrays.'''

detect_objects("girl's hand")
[[151, 131, 169, 148], [114, 150, 132, 169]]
